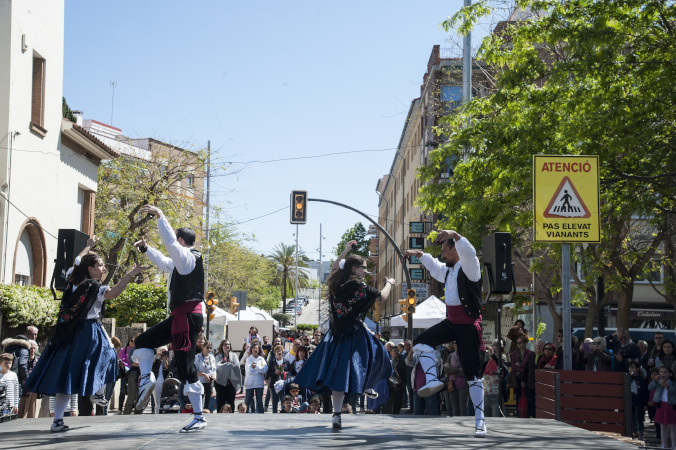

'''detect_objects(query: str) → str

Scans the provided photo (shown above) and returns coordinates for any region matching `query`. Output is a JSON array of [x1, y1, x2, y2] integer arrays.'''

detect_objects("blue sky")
[[64, 1, 499, 264]]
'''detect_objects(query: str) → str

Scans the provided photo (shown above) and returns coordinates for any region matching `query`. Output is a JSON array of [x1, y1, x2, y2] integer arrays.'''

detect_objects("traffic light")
[[290, 190, 307, 224], [230, 296, 240, 315], [398, 298, 408, 323], [406, 289, 417, 314], [206, 291, 216, 320]]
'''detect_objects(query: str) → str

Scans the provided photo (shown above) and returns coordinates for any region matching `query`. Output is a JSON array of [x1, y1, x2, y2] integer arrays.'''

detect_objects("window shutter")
[[16, 228, 34, 278]]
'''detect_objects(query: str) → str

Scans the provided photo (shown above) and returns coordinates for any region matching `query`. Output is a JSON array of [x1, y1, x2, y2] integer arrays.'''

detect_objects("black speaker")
[[52, 229, 89, 290], [482, 232, 513, 294]]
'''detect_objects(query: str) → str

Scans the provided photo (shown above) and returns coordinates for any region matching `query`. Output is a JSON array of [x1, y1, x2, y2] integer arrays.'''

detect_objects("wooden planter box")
[[535, 369, 632, 437]]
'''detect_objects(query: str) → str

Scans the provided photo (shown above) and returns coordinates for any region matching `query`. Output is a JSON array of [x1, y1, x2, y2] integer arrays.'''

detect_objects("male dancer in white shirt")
[[402, 230, 486, 437], [132, 204, 206, 433]]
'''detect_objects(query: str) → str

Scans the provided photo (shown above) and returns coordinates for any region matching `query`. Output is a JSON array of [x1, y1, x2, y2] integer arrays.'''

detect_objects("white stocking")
[[332, 391, 345, 413], [468, 377, 485, 422], [53, 393, 70, 421], [413, 344, 439, 384], [184, 381, 204, 415]]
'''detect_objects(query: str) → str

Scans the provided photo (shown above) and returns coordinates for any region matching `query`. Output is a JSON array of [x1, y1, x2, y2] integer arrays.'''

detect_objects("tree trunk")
[[614, 280, 634, 330]]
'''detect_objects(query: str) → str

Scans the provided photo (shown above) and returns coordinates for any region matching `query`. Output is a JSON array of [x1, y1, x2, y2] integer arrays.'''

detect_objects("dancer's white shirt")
[[144, 216, 197, 306], [418, 236, 481, 306]]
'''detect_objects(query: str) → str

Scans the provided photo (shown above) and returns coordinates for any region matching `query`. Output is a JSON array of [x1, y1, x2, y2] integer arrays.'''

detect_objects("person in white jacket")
[[243, 342, 268, 413]]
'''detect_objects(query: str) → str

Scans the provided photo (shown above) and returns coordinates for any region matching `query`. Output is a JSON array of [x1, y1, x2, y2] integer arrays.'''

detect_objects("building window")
[[15, 228, 34, 286], [31, 56, 47, 136], [440, 85, 462, 114], [78, 188, 96, 236], [186, 174, 194, 188], [636, 260, 663, 284]]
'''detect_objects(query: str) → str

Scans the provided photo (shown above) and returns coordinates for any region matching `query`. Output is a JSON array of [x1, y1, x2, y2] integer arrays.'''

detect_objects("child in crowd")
[[308, 397, 321, 414], [648, 365, 676, 449], [288, 383, 308, 413], [219, 404, 232, 413], [280, 395, 294, 413], [341, 403, 353, 414], [648, 368, 661, 445], [237, 403, 247, 413], [628, 361, 648, 440], [0, 353, 19, 414], [49, 394, 78, 417]]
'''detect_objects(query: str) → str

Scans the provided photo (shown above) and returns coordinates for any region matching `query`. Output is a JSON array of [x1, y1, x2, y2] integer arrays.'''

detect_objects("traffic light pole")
[[307, 198, 414, 340]]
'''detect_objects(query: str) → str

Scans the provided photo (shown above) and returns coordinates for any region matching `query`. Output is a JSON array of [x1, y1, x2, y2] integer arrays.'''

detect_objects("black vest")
[[169, 248, 204, 310], [445, 267, 483, 320]]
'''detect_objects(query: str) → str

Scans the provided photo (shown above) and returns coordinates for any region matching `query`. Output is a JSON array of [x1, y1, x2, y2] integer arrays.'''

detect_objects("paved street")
[[0, 414, 637, 449]]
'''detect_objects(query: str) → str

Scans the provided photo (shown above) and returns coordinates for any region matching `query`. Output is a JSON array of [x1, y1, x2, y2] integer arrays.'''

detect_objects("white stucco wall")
[[0, 0, 100, 286]]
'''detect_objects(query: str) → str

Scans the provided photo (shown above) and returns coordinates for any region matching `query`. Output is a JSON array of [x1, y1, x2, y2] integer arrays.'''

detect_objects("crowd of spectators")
[[0, 320, 671, 443]]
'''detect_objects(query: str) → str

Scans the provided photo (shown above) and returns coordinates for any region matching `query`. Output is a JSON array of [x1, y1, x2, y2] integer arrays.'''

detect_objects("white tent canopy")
[[228, 306, 280, 329], [390, 295, 446, 328], [203, 306, 235, 326]]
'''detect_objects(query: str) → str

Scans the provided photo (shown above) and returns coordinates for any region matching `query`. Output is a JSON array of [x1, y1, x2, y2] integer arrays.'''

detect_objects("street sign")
[[402, 283, 428, 298], [409, 222, 424, 233], [409, 268, 424, 281], [410, 255, 421, 265], [533, 155, 600, 243], [233, 290, 247, 310], [409, 237, 425, 250]]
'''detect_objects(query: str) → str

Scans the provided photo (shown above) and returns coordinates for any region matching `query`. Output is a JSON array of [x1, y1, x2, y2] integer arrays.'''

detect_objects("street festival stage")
[[0, 414, 638, 449]]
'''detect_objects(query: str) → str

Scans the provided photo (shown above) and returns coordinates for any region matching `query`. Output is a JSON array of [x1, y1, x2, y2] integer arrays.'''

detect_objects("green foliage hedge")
[[103, 283, 167, 327], [0, 282, 167, 330], [0, 284, 60, 328], [296, 323, 318, 331]]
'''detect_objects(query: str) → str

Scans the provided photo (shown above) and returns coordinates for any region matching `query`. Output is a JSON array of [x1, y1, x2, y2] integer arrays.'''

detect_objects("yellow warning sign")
[[533, 155, 600, 243]]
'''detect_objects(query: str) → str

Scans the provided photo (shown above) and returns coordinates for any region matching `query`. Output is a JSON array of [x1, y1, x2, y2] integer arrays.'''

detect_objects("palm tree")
[[269, 243, 310, 311]]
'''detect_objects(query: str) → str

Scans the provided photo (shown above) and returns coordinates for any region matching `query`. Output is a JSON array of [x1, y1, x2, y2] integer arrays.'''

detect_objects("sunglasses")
[[207, 347, 212, 350], [544, 347, 554, 351]]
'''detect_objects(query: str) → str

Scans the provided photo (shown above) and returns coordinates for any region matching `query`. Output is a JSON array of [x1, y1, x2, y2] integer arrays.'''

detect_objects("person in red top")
[[402, 230, 485, 438], [538, 343, 558, 370]]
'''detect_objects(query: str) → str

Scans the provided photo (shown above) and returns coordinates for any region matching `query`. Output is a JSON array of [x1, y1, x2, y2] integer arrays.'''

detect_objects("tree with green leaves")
[[95, 140, 208, 286], [269, 243, 310, 311], [418, 0, 676, 333], [334, 222, 370, 258]]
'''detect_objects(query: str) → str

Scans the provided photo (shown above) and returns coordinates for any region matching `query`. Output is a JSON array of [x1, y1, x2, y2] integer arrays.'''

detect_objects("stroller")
[[158, 378, 181, 413]]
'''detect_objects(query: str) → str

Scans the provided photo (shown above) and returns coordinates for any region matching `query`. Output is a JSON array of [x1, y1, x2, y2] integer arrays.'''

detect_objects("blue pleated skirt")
[[293, 324, 392, 395], [24, 319, 117, 396]]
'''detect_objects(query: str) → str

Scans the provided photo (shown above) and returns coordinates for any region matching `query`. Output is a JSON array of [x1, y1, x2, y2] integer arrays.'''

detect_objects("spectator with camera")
[[507, 320, 529, 353], [607, 328, 642, 372], [577, 337, 612, 372]]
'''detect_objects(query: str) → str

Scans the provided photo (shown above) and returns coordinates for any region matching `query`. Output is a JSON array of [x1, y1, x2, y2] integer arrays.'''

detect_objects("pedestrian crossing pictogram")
[[543, 176, 591, 218]]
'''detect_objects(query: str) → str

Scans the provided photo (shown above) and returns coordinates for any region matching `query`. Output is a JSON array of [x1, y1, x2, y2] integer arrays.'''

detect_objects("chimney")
[[72, 110, 84, 126]]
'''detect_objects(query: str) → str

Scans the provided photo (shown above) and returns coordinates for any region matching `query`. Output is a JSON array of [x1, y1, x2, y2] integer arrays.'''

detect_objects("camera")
[[161, 351, 169, 358], [137, 245, 148, 253], [351, 243, 357, 250]]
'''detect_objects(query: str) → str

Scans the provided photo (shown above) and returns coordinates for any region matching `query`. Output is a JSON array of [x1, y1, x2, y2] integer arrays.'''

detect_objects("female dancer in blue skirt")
[[294, 240, 395, 428], [24, 236, 145, 432]]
